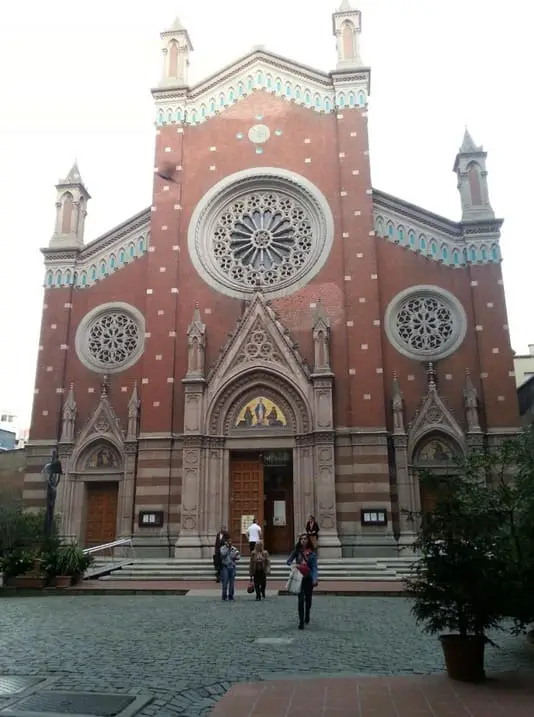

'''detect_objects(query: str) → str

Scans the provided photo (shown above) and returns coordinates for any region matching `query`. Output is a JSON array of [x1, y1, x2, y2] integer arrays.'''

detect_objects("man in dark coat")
[[213, 526, 230, 582]]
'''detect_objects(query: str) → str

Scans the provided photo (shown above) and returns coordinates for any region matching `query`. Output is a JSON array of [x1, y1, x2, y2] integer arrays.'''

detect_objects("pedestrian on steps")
[[246, 517, 262, 553], [219, 536, 240, 601], [249, 540, 270, 600], [287, 533, 318, 630]]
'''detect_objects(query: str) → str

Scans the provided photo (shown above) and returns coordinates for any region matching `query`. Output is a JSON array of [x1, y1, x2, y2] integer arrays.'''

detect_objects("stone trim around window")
[[75, 302, 146, 374], [384, 285, 467, 361], [188, 167, 335, 300]]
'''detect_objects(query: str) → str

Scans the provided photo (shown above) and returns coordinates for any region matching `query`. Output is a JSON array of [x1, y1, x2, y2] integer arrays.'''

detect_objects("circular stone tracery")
[[213, 192, 313, 289], [188, 168, 334, 300], [385, 286, 467, 361], [75, 302, 145, 374]]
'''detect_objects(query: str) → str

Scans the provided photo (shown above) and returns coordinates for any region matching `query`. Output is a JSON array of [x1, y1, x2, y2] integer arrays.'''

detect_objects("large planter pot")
[[440, 634, 486, 682], [527, 629, 534, 647], [54, 575, 72, 589], [9, 575, 46, 589]]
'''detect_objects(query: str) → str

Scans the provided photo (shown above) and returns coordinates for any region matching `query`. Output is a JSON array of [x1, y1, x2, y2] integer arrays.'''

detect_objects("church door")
[[229, 454, 263, 552], [84, 482, 119, 546]]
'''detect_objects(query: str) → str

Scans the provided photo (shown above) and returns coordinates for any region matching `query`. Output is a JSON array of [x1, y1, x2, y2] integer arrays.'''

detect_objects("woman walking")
[[305, 515, 320, 551], [249, 540, 270, 600], [287, 533, 318, 629]]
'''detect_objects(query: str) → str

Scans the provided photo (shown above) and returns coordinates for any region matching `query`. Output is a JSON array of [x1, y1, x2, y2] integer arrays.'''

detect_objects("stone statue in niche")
[[186, 304, 206, 377], [391, 373, 405, 434], [464, 370, 481, 432], [312, 301, 331, 372], [127, 382, 140, 441], [60, 384, 77, 443]]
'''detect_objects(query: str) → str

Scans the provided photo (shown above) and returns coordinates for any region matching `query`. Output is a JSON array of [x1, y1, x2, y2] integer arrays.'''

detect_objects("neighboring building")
[[0, 429, 16, 451], [518, 375, 534, 425], [513, 345, 534, 388], [0, 447, 26, 500], [24, 4, 519, 557]]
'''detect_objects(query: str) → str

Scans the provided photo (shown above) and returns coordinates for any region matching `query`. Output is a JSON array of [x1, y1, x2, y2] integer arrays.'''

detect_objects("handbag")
[[286, 565, 303, 595], [247, 581, 255, 594]]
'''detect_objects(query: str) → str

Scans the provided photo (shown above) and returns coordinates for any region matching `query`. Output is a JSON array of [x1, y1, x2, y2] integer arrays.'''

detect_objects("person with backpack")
[[248, 540, 271, 600], [287, 533, 318, 629]]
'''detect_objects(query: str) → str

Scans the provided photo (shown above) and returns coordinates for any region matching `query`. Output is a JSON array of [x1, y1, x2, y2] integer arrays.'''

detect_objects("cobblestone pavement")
[[0, 594, 532, 716]]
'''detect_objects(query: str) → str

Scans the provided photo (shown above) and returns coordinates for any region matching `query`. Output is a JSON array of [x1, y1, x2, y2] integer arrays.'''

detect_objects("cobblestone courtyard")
[[0, 594, 533, 716]]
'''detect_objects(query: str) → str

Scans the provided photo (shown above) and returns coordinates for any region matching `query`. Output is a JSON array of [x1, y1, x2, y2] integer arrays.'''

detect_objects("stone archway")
[[60, 439, 128, 546], [411, 432, 464, 516]]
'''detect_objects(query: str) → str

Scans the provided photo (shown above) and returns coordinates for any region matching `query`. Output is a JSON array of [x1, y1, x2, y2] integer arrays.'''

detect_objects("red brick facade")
[[24, 13, 518, 557]]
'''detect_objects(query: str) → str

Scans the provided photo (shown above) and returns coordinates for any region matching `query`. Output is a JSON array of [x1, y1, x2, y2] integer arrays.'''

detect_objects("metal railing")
[[82, 537, 136, 579]]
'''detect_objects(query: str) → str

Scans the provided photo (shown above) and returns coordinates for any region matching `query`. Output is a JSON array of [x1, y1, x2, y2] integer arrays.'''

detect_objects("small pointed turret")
[[127, 381, 140, 441], [332, 1, 364, 68], [158, 15, 193, 87], [60, 383, 77, 443], [186, 303, 206, 377], [312, 300, 331, 373], [50, 161, 90, 249], [392, 372, 405, 435], [453, 128, 495, 222]]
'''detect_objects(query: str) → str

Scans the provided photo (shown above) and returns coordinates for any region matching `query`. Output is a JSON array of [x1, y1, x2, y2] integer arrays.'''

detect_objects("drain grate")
[[0, 679, 44, 698], [3, 691, 135, 717]]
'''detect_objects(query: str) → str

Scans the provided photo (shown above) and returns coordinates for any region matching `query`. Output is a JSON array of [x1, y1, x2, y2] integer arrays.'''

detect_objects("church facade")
[[24, 3, 519, 558]]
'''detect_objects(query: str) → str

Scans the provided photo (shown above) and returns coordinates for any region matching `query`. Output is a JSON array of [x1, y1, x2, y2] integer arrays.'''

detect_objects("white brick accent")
[[304, 138, 311, 144], [88, 387, 95, 393], [42, 410, 48, 416], [365, 189, 372, 195], [157, 310, 164, 316], [145, 332, 151, 338], [169, 331, 177, 337], [163, 186, 169, 192], [352, 169, 360, 175], [371, 274, 378, 280], [376, 368, 383, 374], [121, 386, 128, 392], [356, 252, 363, 258], [475, 325, 483, 331], [55, 388, 64, 394], [60, 344, 68, 350], [497, 279, 503, 285], [172, 245, 179, 251], [407, 375, 415, 381], [159, 267, 166, 273], [344, 275, 351, 281], [339, 152, 345, 158], [153, 401, 160, 407], [346, 320, 354, 327], [205, 308, 212, 315], [171, 288, 179, 294], [46, 366, 53, 372], [209, 165, 216, 171], [337, 114, 344, 119], [177, 127, 184, 134], [156, 355, 162, 361], [373, 320, 380, 327], [305, 158, 312, 164], [358, 297, 366, 303], [34, 389, 39, 395], [164, 147, 171, 153], [343, 232, 349, 238], [340, 191, 347, 197], [486, 302, 494, 308], [445, 374, 453, 380], [142, 378, 149, 384], [363, 150, 369, 156], [470, 280, 478, 287], [508, 370, 515, 377], [350, 131, 357, 137], [64, 302, 72, 309], [349, 368, 356, 375], [492, 347, 499, 354], [368, 231, 375, 236], [176, 165, 183, 170], [497, 396, 505, 402], [361, 344, 368, 350], [50, 323, 57, 329], [363, 394, 371, 400], [151, 206, 157, 212], [174, 204, 182, 210], [146, 289, 153, 295], [309, 302, 317, 309], [161, 225, 168, 231], [148, 246, 156, 252], [167, 377, 175, 383], [354, 211, 361, 216], [210, 146, 217, 151], [480, 372, 488, 379]]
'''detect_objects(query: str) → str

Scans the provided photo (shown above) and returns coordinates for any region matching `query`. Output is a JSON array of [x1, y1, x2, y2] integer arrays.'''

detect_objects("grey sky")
[[0, 0, 529, 426]]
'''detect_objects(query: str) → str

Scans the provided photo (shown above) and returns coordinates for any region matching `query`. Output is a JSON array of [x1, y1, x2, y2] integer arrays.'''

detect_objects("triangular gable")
[[74, 389, 125, 457], [408, 380, 465, 456], [152, 48, 370, 126], [206, 293, 310, 394]]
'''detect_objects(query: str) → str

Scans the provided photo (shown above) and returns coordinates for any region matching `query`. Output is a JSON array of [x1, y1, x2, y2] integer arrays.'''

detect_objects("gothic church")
[[25, 3, 518, 557]]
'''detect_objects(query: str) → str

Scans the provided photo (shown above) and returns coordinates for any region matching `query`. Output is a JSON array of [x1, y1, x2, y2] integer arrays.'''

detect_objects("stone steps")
[[91, 557, 416, 582]]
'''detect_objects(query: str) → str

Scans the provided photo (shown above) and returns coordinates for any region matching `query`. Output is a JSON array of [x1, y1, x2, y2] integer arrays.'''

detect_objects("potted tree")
[[56, 542, 94, 585], [405, 464, 509, 682]]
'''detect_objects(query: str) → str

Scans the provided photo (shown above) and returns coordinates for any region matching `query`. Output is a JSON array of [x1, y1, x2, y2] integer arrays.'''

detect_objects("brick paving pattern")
[[0, 594, 532, 716]]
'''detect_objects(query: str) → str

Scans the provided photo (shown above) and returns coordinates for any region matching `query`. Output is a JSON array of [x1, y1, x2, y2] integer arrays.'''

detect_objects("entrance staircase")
[[90, 556, 416, 582]]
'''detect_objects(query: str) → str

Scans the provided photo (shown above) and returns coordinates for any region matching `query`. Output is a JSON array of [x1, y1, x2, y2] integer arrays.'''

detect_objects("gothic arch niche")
[[342, 21, 355, 59], [411, 433, 463, 515], [467, 161, 482, 205], [79, 442, 123, 473], [207, 370, 312, 436], [61, 192, 74, 233]]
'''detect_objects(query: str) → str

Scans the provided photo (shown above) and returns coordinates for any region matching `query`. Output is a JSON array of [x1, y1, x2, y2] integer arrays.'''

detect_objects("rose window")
[[385, 287, 467, 361], [75, 302, 145, 374], [212, 192, 313, 289], [87, 312, 141, 368]]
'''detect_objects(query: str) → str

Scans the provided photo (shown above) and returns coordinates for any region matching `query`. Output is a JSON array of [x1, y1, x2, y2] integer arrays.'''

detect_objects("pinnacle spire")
[[459, 127, 482, 154], [169, 15, 185, 31], [426, 362, 437, 390], [338, 0, 352, 10], [59, 160, 86, 188]]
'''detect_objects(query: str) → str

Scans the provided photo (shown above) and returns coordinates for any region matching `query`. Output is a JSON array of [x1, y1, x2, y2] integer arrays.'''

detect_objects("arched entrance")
[[412, 433, 463, 515]]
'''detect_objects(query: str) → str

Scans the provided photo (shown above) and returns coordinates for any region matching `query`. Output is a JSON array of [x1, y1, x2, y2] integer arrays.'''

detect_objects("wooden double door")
[[84, 481, 119, 547], [229, 453, 293, 555]]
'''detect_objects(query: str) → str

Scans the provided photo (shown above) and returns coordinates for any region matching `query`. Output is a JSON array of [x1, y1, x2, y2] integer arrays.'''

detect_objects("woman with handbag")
[[305, 515, 320, 552], [248, 540, 270, 600], [286, 533, 318, 629]]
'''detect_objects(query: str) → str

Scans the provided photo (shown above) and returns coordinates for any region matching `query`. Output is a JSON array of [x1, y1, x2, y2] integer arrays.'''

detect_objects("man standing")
[[213, 526, 229, 583], [247, 517, 262, 553]]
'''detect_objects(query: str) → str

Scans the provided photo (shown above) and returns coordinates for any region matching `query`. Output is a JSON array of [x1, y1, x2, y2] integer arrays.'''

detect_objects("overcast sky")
[[0, 0, 530, 428]]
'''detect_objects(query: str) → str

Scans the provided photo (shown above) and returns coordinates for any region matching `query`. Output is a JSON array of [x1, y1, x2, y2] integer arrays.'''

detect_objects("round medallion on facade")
[[384, 286, 467, 361], [248, 124, 271, 144], [188, 167, 334, 300], [75, 302, 145, 374]]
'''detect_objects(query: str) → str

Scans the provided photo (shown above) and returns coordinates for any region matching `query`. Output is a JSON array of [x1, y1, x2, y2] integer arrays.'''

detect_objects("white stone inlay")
[[363, 394, 371, 400], [142, 378, 149, 384], [346, 320, 354, 327], [146, 289, 153, 295], [361, 344, 368, 350], [349, 368, 356, 375], [492, 347, 499, 354]]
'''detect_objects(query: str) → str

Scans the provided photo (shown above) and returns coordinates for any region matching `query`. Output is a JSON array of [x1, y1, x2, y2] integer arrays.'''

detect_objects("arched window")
[[452, 249, 460, 266], [46, 271, 53, 287], [119, 249, 125, 264], [375, 217, 384, 237], [157, 109, 164, 126], [247, 76, 253, 91], [129, 243, 135, 258], [65, 269, 72, 285], [408, 231, 416, 248], [419, 235, 426, 251], [109, 254, 116, 270], [469, 246, 477, 263], [190, 110, 197, 124], [275, 78, 282, 92], [358, 90, 366, 106], [266, 75, 273, 89], [315, 95, 321, 109], [305, 91, 311, 105], [430, 240, 438, 257], [200, 105, 206, 119], [256, 71, 263, 85], [491, 244, 500, 262], [441, 245, 449, 262], [228, 88, 235, 102], [285, 83, 291, 98], [398, 226, 405, 244], [100, 260, 106, 276], [138, 237, 145, 253], [295, 86, 301, 100], [219, 93, 225, 106], [324, 98, 331, 113], [481, 245, 488, 262], [90, 265, 97, 281], [414, 435, 462, 515], [238, 82, 244, 97], [56, 270, 62, 286], [61, 192, 73, 234], [175, 109, 182, 123], [387, 222, 394, 238], [338, 93, 346, 108], [209, 100, 215, 113], [166, 108, 173, 124], [348, 92, 356, 108]]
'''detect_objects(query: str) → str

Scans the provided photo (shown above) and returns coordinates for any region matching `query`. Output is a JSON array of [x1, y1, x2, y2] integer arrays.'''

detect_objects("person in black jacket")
[[305, 515, 320, 551], [213, 526, 230, 582]]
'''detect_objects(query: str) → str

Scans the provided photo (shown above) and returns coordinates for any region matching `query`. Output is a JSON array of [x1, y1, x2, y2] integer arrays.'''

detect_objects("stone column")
[[313, 433, 341, 558], [392, 435, 416, 548], [120, 443, 137, 540], [295, 434, 314, 533], [203, 437, 225, 556], [56, 446, 74, 539]]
